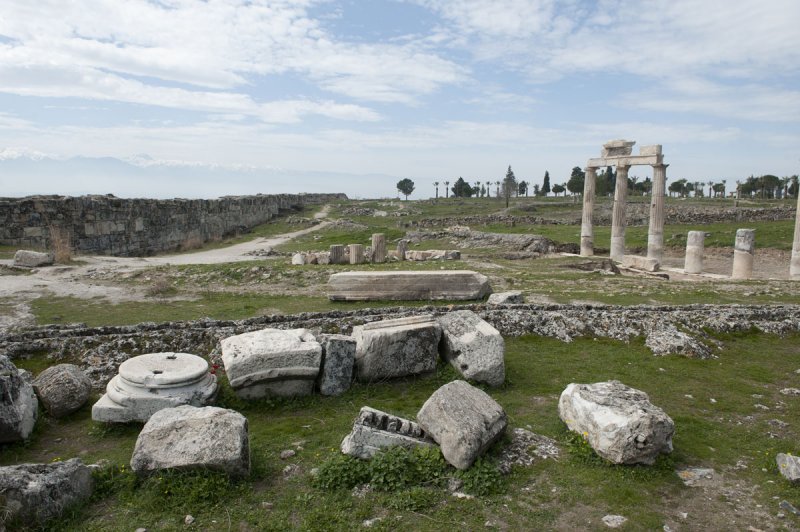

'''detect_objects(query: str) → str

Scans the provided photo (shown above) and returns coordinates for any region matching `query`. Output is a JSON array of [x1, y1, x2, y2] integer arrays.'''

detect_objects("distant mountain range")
[[0, 148, 402, 199]]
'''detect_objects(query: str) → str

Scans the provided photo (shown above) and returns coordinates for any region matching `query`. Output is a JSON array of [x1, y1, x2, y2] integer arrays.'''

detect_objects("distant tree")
[[566, 166, 585, 196], [451, 177, 474, 198], [518, 180, 529, 197], [668, 178, 688, 197], [551, 183, 565, 196], [542, 171, 551, 196], [712, 182, 725, 198], [444, 180, 450, 198], [433, 181, 439, 199], [480, 184, 486, 197], [607, 165, 616, 193], [502, 166, 518, 207], [533, 184, 540, 196], [397, 178, 415, 200], [789, 175, 799, 198], [595, 168, 612, 197], [760, 174, 781, 198], [634, 177, 652, 196], [474, 181, 481, 198]]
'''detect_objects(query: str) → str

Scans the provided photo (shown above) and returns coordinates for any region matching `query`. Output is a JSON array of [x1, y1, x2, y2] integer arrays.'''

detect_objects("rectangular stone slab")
[[327, 270, 491, 301]]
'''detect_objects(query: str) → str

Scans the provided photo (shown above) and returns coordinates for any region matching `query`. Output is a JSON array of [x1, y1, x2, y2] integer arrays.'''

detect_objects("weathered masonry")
[[0, 193, 346, 256]]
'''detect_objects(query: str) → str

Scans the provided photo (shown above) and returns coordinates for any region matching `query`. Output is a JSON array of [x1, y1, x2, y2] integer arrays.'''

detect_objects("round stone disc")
[[118, 352, 209, 387]]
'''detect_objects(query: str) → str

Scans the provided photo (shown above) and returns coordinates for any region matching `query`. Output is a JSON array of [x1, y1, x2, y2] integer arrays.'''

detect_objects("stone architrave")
[[91, 352, 218, 423], [352, 315, 441, 382], [437, 310, 505, 386], [317, 334, 356, 396], [647, 164, 668, 263], [397, 239, 408, 260], [684, 231, 705, 274], [340, 406, 436, 459], [558, 380, 674, 465], [601, 139, 636, 157], [327, 270, 491, 301], [221, 328, 322, 399], [329, 244, 345, 265], [371, 233, 387, 263], [731, 228, 755, 279], [610, 165, 630, 262], [349, 244, 364, 264], [0, 458, 93, 527], [13, 250, 54, 268], [417, 380, 508, 470], [791, 191, 800, 279], [130, 405, 250, 478], [580, 167, 597, 257], [33, 363, 92, 418], [0, 355, 38, 443]]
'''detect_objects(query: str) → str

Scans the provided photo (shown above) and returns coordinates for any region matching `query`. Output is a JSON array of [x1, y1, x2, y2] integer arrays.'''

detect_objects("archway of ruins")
[[580, 140, 667, 265]]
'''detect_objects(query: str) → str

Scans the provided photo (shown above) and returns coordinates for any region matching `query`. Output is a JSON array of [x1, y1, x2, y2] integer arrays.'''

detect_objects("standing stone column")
[[647, 164, 668, 263], [684, 231, 705, 274], [791, 191, 800, 279], [397, 240, 407, 261], [349, 244, 364, 265], [329, 245, 345, 265], [731, 229, 755, 279], [371, 233, 386, 263], [580, 167, 597, 257], [610, 165, 630, 262]]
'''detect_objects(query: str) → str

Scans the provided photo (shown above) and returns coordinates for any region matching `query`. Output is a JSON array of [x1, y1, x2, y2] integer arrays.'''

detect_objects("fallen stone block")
[[91, 352, 217, 423], [13, 250, 54, 268], [340, 406, 436, 459], [558, 380, 674, 465], [438, 310, 505, 386], [622, 255, 660, 272], [0, 355, 38, 443], [33, 363, 92, 418], [221, 328, 321, 399], [353, 315, 441, 382], [291, 253, 305, 265], [645, 325, 713, 359], [327, 270, 491, 301], [777, 453, 800, 484], [487, 291, 524, 305], [317, 334, 356, 396], [0, 458, 93, 527], [417, 380, 507, 470], [130, 405, 250, 478]]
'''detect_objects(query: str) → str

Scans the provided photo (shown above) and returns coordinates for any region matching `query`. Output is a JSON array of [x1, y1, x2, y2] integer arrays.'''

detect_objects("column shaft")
[[647, 164, 668, 263], [580, 167, 597, 256], [731, 228, 755, 279], [610, 165, 630, 262], [684, 231, 704, 274]]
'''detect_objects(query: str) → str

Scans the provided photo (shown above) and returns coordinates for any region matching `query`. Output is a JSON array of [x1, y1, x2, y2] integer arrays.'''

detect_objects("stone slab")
[[327, 270, 491, 301], [622, 255, 660, 272], [340, 406, 435, 459], [317, 334, 356, 396], [353, 315, 441, 382]]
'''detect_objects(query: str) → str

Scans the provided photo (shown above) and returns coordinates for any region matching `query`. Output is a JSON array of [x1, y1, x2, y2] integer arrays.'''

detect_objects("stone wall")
[[0, 193, 346, 256]]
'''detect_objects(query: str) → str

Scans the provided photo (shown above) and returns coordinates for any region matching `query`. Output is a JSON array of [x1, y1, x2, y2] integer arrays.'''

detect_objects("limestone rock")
[[130, 405, 250, 478], [558, 380, 674, 465], [602, 515, 628, 528], [777, 453, 800, 484], [645, 325, 713, 359], [317, 334, 356, 396], [13, 250, 54, 268], [33, 363, 92, 418], [622, 255, 660, 272], [291, 253, 305, 265], [328, 270, 491, 301], [0, 458, 93, 526], [437, 310, 505, 386], [487, 291, 524, 305], [416, 380, 507, 470], [496, 428, 559, 474], [353, 316, 441, 382], [221, 328, 322, 398], [0, 355, 38, 443], [92, 352, 217, 423], [341, 406, 435, 459]]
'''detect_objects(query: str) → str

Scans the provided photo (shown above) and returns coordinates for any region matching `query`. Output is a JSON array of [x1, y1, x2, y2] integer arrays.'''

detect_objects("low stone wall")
[[2, 304, 797, 388], [0, 193, 346, 256]]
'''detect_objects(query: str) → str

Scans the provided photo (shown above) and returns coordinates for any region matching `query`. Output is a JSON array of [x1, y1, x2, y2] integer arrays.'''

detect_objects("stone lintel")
[[587, 154, 663, 168]]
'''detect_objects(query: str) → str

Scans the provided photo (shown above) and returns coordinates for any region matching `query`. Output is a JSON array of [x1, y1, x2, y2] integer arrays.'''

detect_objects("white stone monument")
[[684, 231, 705, 274]]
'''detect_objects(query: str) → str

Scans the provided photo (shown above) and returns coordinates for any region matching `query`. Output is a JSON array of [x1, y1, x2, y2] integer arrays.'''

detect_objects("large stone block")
[[776, 453, 800, 484], [622, 255, 660, 272], [0, 355, 38, 443], [0, 458, 93, 527], [91, 352, 217, 423], [341, 406, 435, 459], [417, 380, 507, 470], [13, 250, 54, 268], [33, 363, 92, 418], [130, 405, 250, 478], [438, 310, 505, 386], [317, 334, 356, 396], [327, 270, 491, 301], [353, 315, 441, 382], [558, 380, 674, 465], [221, 328, 322, 398]]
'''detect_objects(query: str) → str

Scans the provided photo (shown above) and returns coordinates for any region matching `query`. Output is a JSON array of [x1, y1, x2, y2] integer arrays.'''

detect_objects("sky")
[[1, 0, 799, 199]]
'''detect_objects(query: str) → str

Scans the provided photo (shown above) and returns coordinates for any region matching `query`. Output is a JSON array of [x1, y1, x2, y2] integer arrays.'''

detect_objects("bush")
[[312, 453, 370, 490]]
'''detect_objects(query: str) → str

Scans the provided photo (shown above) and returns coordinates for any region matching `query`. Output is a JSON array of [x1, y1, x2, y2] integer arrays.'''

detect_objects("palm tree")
[[433, 181, 439, 199], [474, 181, 481, 198], [495, 180, 500, 198], [444, 181, 450, 198]]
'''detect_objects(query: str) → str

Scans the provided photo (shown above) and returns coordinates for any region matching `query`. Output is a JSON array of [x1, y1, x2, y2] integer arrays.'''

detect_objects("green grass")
[[3, 330, 798, 530]]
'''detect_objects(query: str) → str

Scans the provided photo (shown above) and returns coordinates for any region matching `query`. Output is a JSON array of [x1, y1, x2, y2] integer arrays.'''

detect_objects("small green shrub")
[[457, 457, 504, 496], [369, 447, 416, 491], [137, 469, 233, 508], [91, 463, 136, 500], [386, 486, 440, 511], [411, 446, 449, 487], [312, 453, 370, 490]]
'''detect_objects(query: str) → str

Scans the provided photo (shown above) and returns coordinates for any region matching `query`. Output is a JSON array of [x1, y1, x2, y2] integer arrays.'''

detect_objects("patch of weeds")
[[369, 447, 418, 491], [91, 462, 137, 501], [88, 421, 142, 439], [135, 468, 234, 509], [457, 456, 504, 496], [386, 486, 440, 511], [312, 453, 370, 490]]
